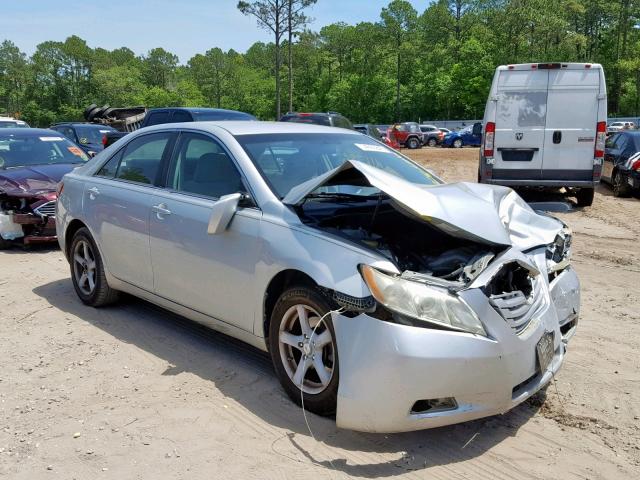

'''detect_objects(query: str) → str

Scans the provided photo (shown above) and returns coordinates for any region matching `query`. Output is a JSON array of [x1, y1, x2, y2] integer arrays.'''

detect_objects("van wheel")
[[576, 188, 595, 207], [452, 138, 463, 148], [407, 137, 420, 149], [612, 170, 631, 197], [70, 228, 119, 307], [269, 286, 339, 416]]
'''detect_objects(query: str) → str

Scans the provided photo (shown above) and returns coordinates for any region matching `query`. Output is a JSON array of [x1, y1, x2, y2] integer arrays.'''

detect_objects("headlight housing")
[[360, 265, 486, 336], [546, 227, 572, 273]]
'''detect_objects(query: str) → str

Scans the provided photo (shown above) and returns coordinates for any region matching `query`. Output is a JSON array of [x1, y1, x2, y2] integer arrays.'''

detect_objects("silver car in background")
[[56, 122, 580, 433]]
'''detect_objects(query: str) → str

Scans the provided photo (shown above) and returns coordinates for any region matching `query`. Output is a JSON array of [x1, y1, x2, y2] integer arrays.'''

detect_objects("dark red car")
[[0, 129, 89, 249]]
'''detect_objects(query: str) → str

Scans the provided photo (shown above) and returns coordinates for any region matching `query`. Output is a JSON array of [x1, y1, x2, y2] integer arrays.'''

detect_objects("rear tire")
[[269, 286, 339, 416], [427, 137, 437, 147], [576, 187, 595, 207], [612, 170, 631, 197], [69, 227, 119, 307], [407, 137, 420, 149]]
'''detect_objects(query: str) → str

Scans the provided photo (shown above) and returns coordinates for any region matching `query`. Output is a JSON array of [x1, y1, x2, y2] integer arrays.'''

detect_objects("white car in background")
[[56, 121, 579, 432], [607, 121, 635, 133]]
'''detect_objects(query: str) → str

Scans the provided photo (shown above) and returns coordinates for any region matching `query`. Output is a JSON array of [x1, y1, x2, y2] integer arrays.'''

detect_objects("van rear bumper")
[[481, 167, 598, 188], [483, 179, 598, 188]]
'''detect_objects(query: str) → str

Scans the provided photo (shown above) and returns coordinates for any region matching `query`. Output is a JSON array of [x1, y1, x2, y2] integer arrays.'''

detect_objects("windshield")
[[237, 133, 439, 199], [75, 125, 115, 144], [0, 134, 89, 169]]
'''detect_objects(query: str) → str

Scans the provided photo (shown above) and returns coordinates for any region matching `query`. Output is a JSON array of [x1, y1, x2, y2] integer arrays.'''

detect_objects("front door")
[[149, 132, 262, 333], [84, 131, 174, 291], [493, 69, 549, 179]]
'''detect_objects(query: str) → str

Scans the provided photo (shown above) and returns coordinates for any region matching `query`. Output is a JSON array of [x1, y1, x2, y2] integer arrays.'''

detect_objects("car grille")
[[33, 201, 56, 218], [485, 262, 545, 334]]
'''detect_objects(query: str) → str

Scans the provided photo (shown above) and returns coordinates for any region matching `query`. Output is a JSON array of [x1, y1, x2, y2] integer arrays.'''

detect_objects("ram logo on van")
[[515, 132, 523, 140]]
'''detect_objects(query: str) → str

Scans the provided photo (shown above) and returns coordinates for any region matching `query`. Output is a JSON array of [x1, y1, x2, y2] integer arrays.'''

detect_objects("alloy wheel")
[[73, 239, 97, 295], [278, 304, 335, 395]]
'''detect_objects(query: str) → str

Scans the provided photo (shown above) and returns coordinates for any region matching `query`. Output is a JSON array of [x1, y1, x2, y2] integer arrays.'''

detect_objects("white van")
[[478, 63, 607, 206]]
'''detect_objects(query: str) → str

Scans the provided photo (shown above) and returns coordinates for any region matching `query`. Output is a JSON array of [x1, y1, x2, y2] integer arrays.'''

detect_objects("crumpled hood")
[[0, 163, 77, 197], [283, 160, 563, 250]]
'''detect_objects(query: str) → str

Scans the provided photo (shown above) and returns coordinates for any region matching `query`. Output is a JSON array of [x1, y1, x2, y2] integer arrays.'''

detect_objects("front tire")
[[427, 137, 437, 147], [269, 286, 339, 416], [69, 227, 119, 306], [452, 138, 463, 148], [576, 187, 595, 207]]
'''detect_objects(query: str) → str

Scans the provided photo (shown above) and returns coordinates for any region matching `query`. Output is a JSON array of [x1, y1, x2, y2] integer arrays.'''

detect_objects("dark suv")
[[279, 112, 354, 130], [50, 123, 117, 156]]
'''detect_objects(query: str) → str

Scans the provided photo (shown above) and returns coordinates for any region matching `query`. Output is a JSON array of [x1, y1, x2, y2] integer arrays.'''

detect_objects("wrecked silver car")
[[56, 122, 579, 433]]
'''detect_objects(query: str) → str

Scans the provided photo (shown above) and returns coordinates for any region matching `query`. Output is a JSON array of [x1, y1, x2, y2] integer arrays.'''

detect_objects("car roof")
[[149, 107, 250, 114], [0, 128, 65, 137], [143, 121, 360, 136], [52, 122, 112, 127]]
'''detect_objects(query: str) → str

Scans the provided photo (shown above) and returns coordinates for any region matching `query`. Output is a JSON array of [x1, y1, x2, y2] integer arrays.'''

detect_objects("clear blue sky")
[[0, 0, 429, 62]]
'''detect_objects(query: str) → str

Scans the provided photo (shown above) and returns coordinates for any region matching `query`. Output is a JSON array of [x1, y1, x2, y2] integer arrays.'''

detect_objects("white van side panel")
[[541, 69, 601, 179]]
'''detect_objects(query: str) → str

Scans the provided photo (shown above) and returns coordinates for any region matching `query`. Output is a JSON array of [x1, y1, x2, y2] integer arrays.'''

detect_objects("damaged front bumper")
[[332, 265, 579, 433], [0, 199, 58, 245]]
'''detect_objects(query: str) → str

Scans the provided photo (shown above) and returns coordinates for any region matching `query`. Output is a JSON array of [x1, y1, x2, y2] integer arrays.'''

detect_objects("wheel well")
[[263, 269, 317, 342], [64, 219, 87, 259]]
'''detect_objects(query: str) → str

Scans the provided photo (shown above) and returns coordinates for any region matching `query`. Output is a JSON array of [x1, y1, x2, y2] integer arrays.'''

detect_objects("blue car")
[[442, 122, 483, 148], [49, 123, 117, 157]]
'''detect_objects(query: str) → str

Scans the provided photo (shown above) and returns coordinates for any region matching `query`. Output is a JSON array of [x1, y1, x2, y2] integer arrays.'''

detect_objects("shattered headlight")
[[546, 227, 572, 273], [360, 265, 486, 336]]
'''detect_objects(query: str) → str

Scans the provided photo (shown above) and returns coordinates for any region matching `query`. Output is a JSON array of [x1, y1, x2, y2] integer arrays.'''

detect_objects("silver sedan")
[[56, 121, 579, 433]]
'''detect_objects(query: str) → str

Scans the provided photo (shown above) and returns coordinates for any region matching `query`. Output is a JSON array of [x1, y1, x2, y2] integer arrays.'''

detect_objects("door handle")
[[152, 203, 172, 217], [87, 186, 100, 199], [552, 131, 562, 144]]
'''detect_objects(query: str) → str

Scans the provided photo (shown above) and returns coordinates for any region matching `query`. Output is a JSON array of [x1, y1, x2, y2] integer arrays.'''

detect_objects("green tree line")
[[1, 0, 639, 127]]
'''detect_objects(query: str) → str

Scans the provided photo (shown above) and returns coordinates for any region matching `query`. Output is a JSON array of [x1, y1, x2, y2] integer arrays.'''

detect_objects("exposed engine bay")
[[0, 193, 57, 245], [297, 199, 500, 284]]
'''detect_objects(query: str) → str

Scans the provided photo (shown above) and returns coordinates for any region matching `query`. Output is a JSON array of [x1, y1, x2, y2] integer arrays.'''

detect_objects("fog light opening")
[[410, 397, 458, 415]]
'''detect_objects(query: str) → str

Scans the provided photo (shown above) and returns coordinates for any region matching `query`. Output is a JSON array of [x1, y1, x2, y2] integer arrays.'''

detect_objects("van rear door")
[[493, 69, 548, 180], [541, 67, 601, 181]]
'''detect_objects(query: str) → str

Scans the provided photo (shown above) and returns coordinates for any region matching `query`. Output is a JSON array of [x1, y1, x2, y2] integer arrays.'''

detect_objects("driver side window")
[[166, 133, 245, 199]]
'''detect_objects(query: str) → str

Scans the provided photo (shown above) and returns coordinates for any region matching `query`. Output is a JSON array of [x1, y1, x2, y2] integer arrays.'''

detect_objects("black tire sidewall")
[[268, 287, 339, 416], [407, 137, 419, 149], [69, 228, 109, 306], [428, 138, 437, 147]]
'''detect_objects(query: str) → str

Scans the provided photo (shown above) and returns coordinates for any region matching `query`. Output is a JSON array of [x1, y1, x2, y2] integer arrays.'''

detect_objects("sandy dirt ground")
[[1, 147, 639, 479]]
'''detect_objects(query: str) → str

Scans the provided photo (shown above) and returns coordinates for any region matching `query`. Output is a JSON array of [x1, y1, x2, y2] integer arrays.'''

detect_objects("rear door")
[[541, 67, 600, 180], [493, 69, 549, 179]]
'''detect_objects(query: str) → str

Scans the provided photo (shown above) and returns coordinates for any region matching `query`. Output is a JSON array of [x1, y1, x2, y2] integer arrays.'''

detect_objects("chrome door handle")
[[152, 203, 172, 217], [87, 186, 100, 199]]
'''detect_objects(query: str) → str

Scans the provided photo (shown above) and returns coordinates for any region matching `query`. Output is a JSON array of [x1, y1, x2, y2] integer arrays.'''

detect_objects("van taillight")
[[595, 122, 606, 158], [483, 122, 495, 158]]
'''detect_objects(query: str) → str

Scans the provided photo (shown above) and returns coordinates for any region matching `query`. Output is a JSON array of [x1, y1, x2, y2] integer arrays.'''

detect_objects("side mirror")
[[472, 123, 482, 136], [207, 193, 242, 235]]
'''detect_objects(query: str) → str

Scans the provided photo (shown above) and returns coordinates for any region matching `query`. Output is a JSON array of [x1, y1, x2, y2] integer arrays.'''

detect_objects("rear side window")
[[332, 116, 353, 129], [145, 111, 170, 126], [102, 133, 172, 184]]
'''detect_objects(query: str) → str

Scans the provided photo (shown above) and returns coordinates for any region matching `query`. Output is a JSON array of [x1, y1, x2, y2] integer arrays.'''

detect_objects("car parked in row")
[[602, 130, 640, 196], [104, 107, 257, 147], [0, 116, 29, 128], [419, 124, 445, 147], [607, 121, 635, 133], [0, 128, 89, 249], [442, 123, 483, 148], [50, 123, 117, 157], [280, 111, 353, 130], [388, 122, 423, 149], [57, 121, 578, 433]]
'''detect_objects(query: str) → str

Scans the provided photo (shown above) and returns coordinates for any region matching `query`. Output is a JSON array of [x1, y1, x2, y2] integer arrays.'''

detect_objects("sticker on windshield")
[[355, 143, 388, 153], [39, 136, 64, 142], [67, 146, 85, 157]]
